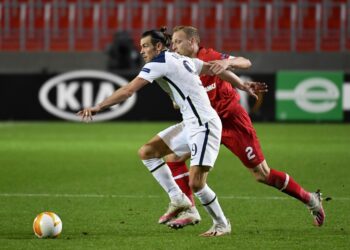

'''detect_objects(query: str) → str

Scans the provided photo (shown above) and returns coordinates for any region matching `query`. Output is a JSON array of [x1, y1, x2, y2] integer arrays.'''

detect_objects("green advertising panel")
[[276, 71, 343, 121]]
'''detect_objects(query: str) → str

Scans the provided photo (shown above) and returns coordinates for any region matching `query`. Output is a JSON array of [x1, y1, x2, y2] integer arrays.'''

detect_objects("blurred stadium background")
[[0, 0, 349, 123]]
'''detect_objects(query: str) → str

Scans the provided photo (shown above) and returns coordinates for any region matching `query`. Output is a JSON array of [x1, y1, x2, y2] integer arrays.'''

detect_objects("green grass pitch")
[[0, 122, 349, 249]]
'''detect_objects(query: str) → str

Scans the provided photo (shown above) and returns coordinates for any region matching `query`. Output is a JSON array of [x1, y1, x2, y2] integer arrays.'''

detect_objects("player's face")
[[172, 30, 194, 57], [140, 36, 159, 63]]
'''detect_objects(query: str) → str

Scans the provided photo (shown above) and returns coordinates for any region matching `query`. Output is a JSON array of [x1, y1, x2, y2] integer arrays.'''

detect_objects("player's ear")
[[156, 41, 163, 52], [189, 36, 196, 45]]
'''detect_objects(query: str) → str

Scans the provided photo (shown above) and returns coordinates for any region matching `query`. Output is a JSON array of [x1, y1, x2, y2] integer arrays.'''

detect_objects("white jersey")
[[138, 51, 218, 127]]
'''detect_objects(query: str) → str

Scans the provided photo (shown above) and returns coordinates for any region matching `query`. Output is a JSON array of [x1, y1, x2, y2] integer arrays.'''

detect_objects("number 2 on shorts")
[[245, 146, 256, 160]]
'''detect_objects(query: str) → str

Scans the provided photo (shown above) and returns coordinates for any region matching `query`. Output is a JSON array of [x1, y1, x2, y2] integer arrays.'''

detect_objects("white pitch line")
[[0, 193, 160, 199], [0, 193, 348, 200]]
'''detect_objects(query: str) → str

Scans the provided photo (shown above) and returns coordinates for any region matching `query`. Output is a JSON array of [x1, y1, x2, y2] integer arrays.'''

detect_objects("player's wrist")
[[96, 103, 104, 112]]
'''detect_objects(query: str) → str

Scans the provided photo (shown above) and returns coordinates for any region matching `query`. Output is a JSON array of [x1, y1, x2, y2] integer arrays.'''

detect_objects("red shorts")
[[220, 103, 265, 168]]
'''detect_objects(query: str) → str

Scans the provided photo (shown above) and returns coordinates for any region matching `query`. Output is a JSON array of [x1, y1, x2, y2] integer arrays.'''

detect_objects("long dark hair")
[[141, 27, 172, 47]]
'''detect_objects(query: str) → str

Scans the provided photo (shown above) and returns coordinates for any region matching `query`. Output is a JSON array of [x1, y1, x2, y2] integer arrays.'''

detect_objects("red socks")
[[266, 168, 310, 204], [167, 161, 195, 205], [167, 163, 310, 205]]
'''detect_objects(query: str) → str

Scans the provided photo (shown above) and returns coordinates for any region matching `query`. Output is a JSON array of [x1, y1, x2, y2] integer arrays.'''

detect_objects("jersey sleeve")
[[208, 48, 234, 60], [221, 54, 235, 60], [192, 58, 204, 75], [137, 62, 167, 83]]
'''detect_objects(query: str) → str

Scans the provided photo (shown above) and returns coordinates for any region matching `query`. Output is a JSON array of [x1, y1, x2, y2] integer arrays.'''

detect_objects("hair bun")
[[158, 27, 171, 47], [159, 27, 167, 33]]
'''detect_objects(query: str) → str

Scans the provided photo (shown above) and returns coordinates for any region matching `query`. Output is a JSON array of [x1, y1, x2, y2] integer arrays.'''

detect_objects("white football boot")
[[307, 189, 325, 226], [167, 206, 201, 229], [158, 193, 192, 224], [200, 219, 231, 237]]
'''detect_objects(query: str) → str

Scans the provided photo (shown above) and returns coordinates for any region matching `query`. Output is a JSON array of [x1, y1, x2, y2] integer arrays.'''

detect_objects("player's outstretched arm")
[[77, 77, 149, 122], [228, 56, 252, 70], [209, 56, 252, 74]]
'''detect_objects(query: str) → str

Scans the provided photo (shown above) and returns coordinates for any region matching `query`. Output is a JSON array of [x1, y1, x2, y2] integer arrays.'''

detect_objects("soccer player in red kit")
[[159, 26, 325, 229]]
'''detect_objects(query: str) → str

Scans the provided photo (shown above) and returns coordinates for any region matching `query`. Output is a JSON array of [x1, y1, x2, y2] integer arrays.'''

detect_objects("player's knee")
[[137, 146, 147, 160], [251, 161, 270, 183], [188, 179, 205, 193], [138, 144, 159, 160], [188, 180, 200, 193]]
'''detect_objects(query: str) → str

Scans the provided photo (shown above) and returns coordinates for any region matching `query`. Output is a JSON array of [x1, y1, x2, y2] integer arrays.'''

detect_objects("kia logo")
[[39, 70, 137, 121]]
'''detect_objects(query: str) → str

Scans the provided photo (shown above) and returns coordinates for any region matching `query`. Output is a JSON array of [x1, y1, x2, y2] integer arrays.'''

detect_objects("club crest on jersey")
[[191, 143, 198, 156], [221, 53, 229, 59], [141, 67, 151, 73], [183, 60, 195, 73]]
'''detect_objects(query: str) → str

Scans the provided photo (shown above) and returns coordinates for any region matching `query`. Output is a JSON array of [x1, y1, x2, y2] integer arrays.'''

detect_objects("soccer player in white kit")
[[78, 28, 236, 236]]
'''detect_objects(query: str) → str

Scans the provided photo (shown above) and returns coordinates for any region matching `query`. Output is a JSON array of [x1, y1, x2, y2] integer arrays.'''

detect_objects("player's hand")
[[208, 60, 230, 75], [76, 106, 101, 122], [240, 82, 268, 100]]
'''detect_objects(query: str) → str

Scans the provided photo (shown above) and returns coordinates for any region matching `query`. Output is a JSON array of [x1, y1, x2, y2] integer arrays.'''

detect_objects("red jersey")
[[198, 48, 264, 168], [197, 47, 240, 119]]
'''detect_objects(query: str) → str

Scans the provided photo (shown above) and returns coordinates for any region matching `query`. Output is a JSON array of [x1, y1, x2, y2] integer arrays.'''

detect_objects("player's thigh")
[[157, 122, 190, 158], [138, 135, 173, 159], [222, 113, 264, 168], [188, 118, 222, 168]]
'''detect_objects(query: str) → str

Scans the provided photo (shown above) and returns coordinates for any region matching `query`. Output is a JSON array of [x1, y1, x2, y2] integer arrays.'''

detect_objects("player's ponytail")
[[142, 27, 172, 48], [159, 27, 172, 47]]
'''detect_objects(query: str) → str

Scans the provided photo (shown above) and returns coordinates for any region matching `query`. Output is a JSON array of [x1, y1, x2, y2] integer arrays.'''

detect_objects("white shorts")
[[158, 117, 222, 167]]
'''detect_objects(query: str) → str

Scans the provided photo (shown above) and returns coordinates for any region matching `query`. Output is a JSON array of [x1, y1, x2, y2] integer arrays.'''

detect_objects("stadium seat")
[[271, 34, 291, 51], [252, 6, 267, 30], [271, 4, 294, 51], [49, 2, 71, 51], [306, 0, 323, 3], [177, 3, 197, 26], [321, 32, 341, 51], [25, 6, 44, 50], [0, 2, 21, 50], [227, 10, 240, 30], [75, 3, 94, 51], [202, 2, 222, 29], [296, 35, 316, 52], [154, 6, 168, 29], [0, 0, 348, 52]]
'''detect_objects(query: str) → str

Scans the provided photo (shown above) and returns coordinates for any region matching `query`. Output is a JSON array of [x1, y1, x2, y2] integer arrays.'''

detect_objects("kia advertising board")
[[0, 71, 276, 122], [3, 70, 348, 122], [276, 71, 343, 121], [0, 70, 181, 121], [38, 70, 136, 122]]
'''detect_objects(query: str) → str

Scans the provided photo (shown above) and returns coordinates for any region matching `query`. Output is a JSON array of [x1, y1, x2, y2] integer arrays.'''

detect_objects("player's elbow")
[[121, 87, 134, 99], [239, 57, 251, 68], [124, 90, 134, 98], [245, 59, 252, 68]]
